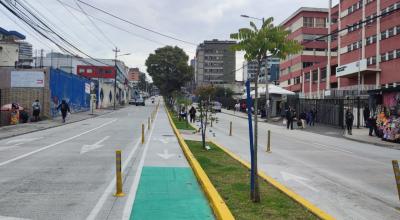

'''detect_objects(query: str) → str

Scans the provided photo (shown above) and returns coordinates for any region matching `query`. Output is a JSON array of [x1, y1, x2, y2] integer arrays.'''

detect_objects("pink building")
[[279, 1, 400, 98]]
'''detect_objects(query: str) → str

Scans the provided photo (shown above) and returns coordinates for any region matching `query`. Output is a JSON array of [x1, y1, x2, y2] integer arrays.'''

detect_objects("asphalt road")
[[203, 111, 400, 220], [0, 99, 157, 220]]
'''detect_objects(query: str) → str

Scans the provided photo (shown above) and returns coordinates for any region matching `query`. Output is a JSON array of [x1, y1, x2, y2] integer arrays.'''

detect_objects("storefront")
[[368, 86, 400, 143]]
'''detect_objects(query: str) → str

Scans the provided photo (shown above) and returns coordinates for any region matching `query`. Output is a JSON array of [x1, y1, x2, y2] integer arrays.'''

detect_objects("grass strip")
[[169, 111, 196, 130], [186, 140, 319, 220]]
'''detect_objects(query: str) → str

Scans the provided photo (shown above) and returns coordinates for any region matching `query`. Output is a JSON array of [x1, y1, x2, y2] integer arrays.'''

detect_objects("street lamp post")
[[112, 47, 131, 110]]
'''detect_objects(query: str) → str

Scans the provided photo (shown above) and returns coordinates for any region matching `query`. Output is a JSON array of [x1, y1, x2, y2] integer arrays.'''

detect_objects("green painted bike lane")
[[130, 167, 214, 220], [128, 105, 215, 220]]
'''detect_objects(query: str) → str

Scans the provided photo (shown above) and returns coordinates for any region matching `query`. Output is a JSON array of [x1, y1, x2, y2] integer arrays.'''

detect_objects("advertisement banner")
[[336, 59, 367, 77], [11, 71, 45, 87]]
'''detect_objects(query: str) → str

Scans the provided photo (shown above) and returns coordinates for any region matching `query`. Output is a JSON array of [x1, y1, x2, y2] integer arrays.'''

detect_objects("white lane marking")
[[281, 171, 319, 192], [0, 119, 117, 168], [122, 106, 160, 220], [80, 136, 110, 154], [157, 149, 175, 160], [6, 137, 43, 145], [0, 215, 31, 220], [86, 108, 159, 220]]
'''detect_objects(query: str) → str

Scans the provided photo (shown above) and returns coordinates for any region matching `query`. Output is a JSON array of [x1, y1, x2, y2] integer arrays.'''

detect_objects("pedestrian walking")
[[57, 100, 71, 123], [363, 106, 370, 127], [345, 109, 354, 135], [299, 111, 307, 129], [367, 115, 377, 136], [32, 99, 41, 122], [189, 106, 196, 123], [285, 107, 294, 130]]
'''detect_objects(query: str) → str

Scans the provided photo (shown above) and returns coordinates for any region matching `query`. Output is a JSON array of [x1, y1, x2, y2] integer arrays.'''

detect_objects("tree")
[[195, 85, 216, 149], [230, 17, 302, 202], [137, 72, 147, 92], [145, 46, 193, 97]]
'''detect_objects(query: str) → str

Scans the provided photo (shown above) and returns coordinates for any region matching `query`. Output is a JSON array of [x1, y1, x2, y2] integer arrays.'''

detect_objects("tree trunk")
[[253, 60, 261, 203]]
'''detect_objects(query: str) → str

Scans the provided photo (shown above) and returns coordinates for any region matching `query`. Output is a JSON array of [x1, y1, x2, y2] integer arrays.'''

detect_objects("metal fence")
[[287, 96, 369, 128]]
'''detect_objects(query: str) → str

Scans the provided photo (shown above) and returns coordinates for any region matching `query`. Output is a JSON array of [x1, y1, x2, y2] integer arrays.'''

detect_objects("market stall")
[[369, 86, 400, 143]]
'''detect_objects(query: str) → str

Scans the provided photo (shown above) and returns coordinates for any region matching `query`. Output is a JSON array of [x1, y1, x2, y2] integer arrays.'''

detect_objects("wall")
[[0, 42, 19, 67], [49, 68, 90, 117], [0, 67, 50, 126]]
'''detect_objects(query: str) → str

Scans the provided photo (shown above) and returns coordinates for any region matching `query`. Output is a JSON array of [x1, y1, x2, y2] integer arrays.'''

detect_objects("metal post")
[[392, 160, 400, 201], [266, 130, 271, 153], [229, 121, 232, 136], [357, 97, 361, 128], [245, 80, 255, 198], [114, 150, 125, 197], [113, 47, 120, 110], [141, 124, 145, 144]]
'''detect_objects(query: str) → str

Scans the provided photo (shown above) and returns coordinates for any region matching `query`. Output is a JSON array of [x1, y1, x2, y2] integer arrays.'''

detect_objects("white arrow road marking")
[[80, 136, 110, 154], [157, 149, 175, 159], [281, 171, 319, 192]]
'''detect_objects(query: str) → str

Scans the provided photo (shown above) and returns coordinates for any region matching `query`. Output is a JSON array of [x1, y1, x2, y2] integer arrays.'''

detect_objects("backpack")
[[33, 103, 40, 110]]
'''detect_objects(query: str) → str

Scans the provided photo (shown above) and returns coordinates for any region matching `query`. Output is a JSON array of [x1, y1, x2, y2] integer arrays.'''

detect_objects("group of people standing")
[[284, 107, 316, 130], [179, 106, 197, 123]]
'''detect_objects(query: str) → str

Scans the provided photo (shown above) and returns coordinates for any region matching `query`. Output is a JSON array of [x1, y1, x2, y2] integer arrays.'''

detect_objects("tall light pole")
[[112, 47, 131, 110]]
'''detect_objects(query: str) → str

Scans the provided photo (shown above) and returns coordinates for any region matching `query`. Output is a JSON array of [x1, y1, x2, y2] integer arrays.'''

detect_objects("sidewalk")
[[0, 108, 116, 140], [221, 108, 400, 148]]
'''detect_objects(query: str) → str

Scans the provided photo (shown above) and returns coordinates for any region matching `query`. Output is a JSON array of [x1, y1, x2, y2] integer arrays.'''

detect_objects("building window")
[[288, 79, 291, 85], [303, 62, 313, 68], [348, 45, 352, 52], [303, 17, 314, 27], [381, 53, 387, 62], [315, 18, 326, 28], [388, 51, 395, 60], [397, 26, 400, 35], [381, 30, 387, 40], [321, 68, 327, 81], [388, 27, 395, 37], [397, 49, 400, 59], [305, 73, 310, 82]]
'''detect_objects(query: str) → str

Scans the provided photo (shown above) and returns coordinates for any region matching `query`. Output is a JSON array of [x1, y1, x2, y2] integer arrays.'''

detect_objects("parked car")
[[212, 101, 222, 112], [135, 95, 145, 106]]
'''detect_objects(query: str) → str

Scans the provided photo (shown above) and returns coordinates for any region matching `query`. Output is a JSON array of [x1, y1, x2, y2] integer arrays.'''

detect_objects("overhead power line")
[[76, 0, 197, 46]]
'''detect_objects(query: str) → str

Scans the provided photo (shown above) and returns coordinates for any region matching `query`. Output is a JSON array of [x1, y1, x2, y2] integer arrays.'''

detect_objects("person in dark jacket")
[[57, 100, 71, 123], [345, 109, 354, 135], [363, 106, 370, 127], [189, 106, 196, 123], [285, 107, 293, 130], [367, 115, 377, 136]]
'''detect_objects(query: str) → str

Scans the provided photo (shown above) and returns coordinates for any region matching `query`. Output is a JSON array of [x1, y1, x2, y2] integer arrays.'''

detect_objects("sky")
[[0, 0, 339, 80]]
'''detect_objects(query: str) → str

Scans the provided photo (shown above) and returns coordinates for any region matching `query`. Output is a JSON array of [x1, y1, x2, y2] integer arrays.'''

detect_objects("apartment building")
[[279, 7, 334, 98], [195, 39, 236, 86], [243, 57, 280, 83], [279, 1, 400, 98]]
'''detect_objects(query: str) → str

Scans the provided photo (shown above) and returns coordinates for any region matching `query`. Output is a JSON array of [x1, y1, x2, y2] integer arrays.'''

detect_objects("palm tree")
[[230, 17, 302, 202]]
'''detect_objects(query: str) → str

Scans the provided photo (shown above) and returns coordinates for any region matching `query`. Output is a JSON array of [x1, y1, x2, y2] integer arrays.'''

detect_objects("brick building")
[[279, 1, 400, 98]]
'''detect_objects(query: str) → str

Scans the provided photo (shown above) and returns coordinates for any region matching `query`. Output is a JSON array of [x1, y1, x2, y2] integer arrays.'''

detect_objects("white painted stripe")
[[0, 119, 117, 168], [122, 106, 160, 220], [86, 107, 159, 220], [0, 215, 31, 220]]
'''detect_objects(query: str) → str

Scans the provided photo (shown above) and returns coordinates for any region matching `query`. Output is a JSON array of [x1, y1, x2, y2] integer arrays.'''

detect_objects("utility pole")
[[113, 47, 120, 110]]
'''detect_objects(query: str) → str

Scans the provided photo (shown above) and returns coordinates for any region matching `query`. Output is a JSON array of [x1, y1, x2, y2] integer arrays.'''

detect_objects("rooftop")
[[280, 7, 329, 26]]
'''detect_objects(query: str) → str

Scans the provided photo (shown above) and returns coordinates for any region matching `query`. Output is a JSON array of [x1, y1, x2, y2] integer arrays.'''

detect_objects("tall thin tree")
[[230, 17, 302, 202]]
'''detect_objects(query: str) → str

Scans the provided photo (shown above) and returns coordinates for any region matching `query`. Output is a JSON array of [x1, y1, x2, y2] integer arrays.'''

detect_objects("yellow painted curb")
[[166, 109, 235, 220], [210, 140, 335, 220]]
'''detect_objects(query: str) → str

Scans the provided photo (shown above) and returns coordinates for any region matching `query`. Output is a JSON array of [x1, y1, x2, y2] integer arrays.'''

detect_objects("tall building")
[[243, 57, 280, 83], [335, 0, 400, 93], [279, 2, 400, 98], [195, 39, 236, 86], [279, 7, 332, 98]]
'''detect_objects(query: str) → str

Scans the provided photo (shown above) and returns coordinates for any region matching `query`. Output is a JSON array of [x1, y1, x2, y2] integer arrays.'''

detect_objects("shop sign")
[[336, 59, 367, 77], [11, 71, 45, 88]]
